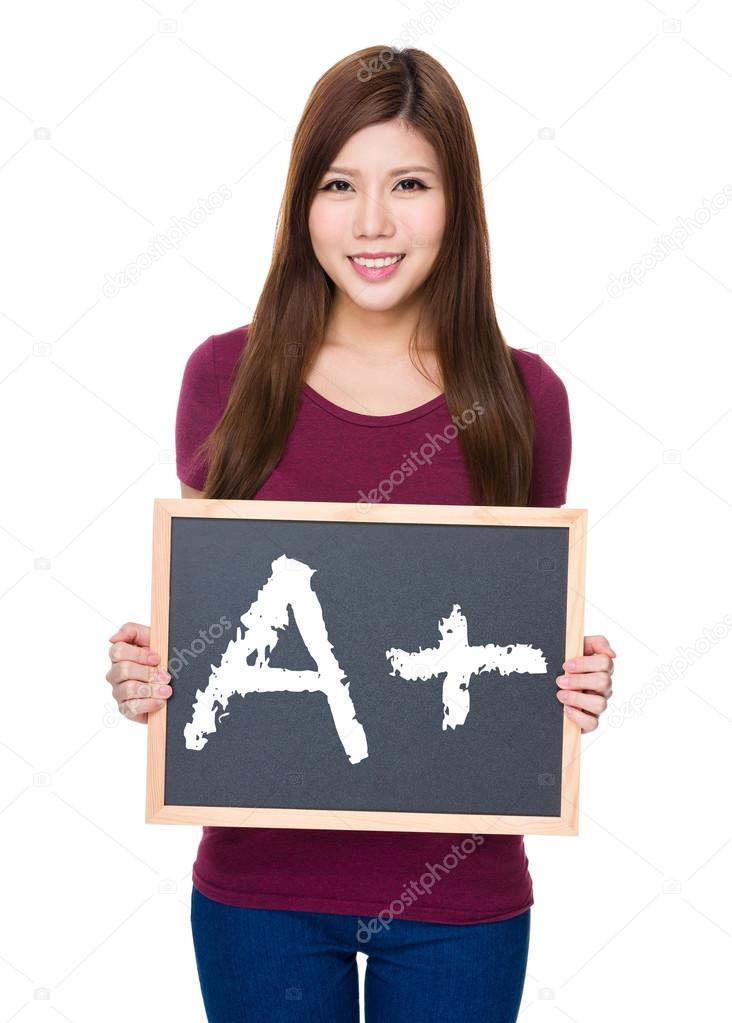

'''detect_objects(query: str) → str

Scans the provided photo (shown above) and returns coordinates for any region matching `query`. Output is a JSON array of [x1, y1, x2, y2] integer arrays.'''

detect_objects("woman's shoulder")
[[175, 325, 251, 489], [508, 347, 571, 505], [508, 346, 568, 408], [184, 323, 251, 408], [210, 322, 251, 364]]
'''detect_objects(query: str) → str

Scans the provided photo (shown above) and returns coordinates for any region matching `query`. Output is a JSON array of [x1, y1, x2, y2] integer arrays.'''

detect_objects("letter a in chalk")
[[385, 604, 547, 730], [183, 554, 369, 764]]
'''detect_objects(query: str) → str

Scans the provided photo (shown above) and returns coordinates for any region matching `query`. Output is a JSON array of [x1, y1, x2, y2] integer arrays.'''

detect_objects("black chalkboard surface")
[[146, 500, 586, 835]]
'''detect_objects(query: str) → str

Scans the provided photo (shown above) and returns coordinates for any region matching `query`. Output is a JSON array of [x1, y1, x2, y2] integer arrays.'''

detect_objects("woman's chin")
[[339, 281, 416, 312]]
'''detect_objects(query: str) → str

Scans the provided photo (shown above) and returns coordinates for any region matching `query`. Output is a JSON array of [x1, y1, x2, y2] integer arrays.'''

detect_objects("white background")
[[1, 0, 731, 1020]]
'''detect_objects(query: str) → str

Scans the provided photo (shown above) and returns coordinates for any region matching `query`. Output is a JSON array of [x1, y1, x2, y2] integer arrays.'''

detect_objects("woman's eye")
[[395, 178, 427, 191], [319, 178, 427, 193]]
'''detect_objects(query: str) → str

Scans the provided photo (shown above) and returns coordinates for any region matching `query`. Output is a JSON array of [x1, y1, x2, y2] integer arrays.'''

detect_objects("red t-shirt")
[[175, 324, 571, 924]]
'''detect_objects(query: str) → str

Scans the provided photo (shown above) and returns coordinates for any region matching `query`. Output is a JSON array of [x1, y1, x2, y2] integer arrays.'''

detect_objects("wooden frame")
[[147, 499, 586, 835]]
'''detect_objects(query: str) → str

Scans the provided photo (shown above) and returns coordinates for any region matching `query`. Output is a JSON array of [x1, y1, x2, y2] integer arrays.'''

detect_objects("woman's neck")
[[324, 293, 433, 358]]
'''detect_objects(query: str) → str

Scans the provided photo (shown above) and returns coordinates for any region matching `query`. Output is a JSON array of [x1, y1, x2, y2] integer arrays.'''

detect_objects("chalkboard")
[[146, 499, 586, 835]]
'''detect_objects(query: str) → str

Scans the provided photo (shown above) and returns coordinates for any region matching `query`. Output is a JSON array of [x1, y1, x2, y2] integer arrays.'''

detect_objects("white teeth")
[[351, 255, 403, 268]]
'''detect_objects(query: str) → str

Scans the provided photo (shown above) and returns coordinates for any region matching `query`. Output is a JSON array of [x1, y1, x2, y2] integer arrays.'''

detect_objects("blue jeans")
[[190, 885, 530, 1022]]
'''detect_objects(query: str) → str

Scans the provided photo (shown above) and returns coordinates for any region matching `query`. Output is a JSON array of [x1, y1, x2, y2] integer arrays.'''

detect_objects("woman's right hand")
[[106, 622, 173, 724]]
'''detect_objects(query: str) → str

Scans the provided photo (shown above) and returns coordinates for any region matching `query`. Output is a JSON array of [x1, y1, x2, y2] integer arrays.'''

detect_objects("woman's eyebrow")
[[326, 165, 438, 177]]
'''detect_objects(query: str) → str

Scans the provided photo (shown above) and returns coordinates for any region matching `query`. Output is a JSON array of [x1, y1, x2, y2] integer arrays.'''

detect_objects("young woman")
[[106, 45, 615, 1023]]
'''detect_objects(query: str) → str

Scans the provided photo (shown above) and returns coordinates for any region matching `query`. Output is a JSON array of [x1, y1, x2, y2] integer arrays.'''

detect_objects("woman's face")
[[308, 120, 446, 313]]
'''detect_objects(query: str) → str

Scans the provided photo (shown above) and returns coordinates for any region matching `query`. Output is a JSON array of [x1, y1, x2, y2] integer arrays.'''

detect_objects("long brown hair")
[[201, 45, 535, 506]]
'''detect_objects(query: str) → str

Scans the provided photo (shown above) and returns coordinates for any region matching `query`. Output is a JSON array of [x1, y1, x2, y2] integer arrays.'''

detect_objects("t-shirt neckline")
[[301, 382, 447, 426]]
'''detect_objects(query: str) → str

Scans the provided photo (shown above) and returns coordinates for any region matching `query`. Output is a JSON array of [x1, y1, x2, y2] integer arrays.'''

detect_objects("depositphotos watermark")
[[357, 400, 485, 506], [356, 0, 460, 82], [102, 184, 233, 297], [356, 834, 485, 942], [607, 613, 732, 727], [168, 615, 233, 680], [606, 183, 732, 298]]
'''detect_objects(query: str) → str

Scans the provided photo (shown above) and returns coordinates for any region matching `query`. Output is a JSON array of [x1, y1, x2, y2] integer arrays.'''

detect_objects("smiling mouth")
[[348, 254, 406, 267], [346, 253, 406, 281]]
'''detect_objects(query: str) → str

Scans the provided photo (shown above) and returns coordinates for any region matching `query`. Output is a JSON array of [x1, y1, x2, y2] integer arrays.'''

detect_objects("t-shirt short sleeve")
[[525, 354, 572, 507], [175, 335, 224, 491]]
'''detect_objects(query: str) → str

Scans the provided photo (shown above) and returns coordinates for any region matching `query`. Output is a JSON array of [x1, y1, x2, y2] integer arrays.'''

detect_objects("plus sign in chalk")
[[385, 603, 548, 730]]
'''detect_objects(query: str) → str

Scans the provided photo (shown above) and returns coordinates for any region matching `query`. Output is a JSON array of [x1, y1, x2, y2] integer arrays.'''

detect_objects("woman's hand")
[[106, 622, 173, 724], [556, 634, 615, 733]]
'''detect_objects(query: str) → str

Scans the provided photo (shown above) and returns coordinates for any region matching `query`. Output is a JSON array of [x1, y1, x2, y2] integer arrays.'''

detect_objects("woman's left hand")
[[556, 635, 616, 733]]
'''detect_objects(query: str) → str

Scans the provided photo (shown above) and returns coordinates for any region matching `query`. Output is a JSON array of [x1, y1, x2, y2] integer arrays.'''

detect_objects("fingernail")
[[147, 653, 160, 664], [563, 660, 575, 670], [557, 675, 569, 686], [158, 685, 172, 697], [155, 670, 171, 683]]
